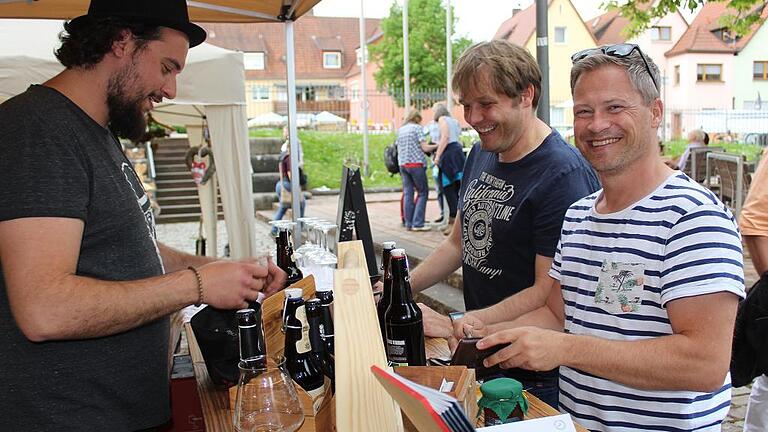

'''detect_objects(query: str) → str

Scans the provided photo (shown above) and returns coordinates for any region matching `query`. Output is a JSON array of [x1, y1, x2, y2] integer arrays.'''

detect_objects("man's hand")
[[263, 258, 287, 297], [198, 260, 280, 309], [417, 303, 452, 338], [451, 313, 489, 340], [479, 326, 565, 372]]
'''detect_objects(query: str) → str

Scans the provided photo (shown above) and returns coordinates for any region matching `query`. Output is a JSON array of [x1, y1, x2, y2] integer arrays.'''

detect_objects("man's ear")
[[110, 29, 134, 59], [520, 84, 535, 109], [650, 98, 663, 129]]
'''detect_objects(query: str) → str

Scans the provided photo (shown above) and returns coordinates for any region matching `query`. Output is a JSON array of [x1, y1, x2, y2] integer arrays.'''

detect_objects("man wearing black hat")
[[0, 1, 285, 430]]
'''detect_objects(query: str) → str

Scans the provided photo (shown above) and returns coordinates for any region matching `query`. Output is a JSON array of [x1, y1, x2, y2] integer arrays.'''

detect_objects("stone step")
[[156, 172, 194, 181], [159, 203, 224, 215], [252, 172, 281, 193], [154, 137, 190, 149], [156, 186, 199, 198], [154, 148, 188, 158], [251, 154, 281, 173], [253, 192, 278, 211], [155, 163, 188, 173], [157, 178, 197, 189], [154, 156, 187, 164], [250, 137, 283, 156]]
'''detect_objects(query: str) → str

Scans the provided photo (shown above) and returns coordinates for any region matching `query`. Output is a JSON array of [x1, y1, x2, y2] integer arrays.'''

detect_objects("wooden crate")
[[394, 366, 478, 432]]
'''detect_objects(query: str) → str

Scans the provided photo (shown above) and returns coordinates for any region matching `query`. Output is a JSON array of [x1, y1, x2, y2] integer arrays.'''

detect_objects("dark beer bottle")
[[236, 306, 267, 369], [283, 289, 325, 399], [384, 248, 426, 366], [276, 224, 303, 288], [377, 241, 396, 345], [306, 299, 334, 389], [315, 286, 335, 356]]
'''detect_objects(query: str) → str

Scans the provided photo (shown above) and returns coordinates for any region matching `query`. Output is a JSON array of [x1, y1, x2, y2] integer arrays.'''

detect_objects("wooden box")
[[393, 366, 478, 432]]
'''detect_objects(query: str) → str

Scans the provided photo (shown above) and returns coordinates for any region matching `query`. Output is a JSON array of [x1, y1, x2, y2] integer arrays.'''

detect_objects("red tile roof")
[[493, 4, 537, 46], [666, 2, 767, 57], [587, 3, 654, 45], [201, 16, 381, 80]]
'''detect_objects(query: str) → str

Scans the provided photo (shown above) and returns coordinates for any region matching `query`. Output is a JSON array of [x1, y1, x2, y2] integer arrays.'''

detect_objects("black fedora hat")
[[71, 0, 206, 47]]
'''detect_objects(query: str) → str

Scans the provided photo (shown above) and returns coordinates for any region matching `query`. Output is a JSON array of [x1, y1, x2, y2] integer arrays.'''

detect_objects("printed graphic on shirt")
[[461, 171, 516, 279], [595, 260, 644, 314], [121, 162, 163, 269]]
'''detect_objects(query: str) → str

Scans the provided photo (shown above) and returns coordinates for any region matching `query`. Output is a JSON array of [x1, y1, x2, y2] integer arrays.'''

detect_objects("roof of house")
[[201, 16, 381, 81], [493, 0, 596, 47], [665, 2, 768, 57], [587, 2, 657, 45], [345, 28, 384, 78]]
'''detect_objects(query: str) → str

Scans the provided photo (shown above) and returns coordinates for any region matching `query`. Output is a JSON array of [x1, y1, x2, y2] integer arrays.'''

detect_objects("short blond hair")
[[452, 40, 541, 108]]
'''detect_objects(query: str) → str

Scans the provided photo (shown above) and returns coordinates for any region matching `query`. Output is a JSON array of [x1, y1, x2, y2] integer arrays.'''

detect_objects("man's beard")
[[106, 62, 148, 141]]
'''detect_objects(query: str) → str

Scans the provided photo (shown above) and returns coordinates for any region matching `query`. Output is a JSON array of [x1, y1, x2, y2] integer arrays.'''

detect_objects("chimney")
[[512, 0, 523, 15]]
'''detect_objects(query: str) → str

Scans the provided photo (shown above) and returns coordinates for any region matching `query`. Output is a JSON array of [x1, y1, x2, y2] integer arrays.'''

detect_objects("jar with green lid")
[[478, 378, 528, 426]]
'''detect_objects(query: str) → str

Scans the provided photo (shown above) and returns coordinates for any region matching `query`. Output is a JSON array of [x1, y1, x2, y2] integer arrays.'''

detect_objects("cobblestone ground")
[[156, 218, 756, 430]]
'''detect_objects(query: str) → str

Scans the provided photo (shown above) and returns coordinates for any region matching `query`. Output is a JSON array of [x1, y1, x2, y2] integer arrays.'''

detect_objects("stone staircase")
[[250, 137, 282, 211], [153, 137, 223, 224]]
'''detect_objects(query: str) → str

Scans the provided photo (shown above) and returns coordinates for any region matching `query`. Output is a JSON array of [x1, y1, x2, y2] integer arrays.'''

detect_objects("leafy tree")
[[607, 0, 767, 38], [369, 0, 473, 106]]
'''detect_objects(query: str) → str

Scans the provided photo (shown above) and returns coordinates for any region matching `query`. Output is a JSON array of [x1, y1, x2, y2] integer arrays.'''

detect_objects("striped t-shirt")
[[550, 173, 745, 432]]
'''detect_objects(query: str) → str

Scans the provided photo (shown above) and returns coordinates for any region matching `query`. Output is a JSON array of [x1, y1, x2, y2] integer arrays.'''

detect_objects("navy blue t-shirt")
[[459, 130, 600, 310]]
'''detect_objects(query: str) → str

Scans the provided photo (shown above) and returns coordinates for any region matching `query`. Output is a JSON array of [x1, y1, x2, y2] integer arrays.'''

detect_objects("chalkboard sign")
[[336, 165, 380, 284]]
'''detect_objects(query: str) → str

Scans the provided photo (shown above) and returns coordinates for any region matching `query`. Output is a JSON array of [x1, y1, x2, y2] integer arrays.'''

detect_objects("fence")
[[667, 108, 768, 141]]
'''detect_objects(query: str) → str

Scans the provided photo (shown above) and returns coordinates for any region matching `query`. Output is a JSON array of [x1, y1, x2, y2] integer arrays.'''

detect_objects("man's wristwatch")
[[448, 311, 465, 322]]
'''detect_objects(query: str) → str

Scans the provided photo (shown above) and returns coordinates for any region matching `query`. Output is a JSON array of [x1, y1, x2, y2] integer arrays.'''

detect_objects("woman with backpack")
[[395, 109, 430, 231]]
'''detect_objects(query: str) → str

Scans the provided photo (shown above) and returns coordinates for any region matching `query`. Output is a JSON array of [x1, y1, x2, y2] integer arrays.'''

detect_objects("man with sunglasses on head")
[[410, 40, 599, 408], [454, 44, 745, 431]]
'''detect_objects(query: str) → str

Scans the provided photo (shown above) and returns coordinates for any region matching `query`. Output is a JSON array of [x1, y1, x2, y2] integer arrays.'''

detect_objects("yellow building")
[[494, 0, 597, 133]]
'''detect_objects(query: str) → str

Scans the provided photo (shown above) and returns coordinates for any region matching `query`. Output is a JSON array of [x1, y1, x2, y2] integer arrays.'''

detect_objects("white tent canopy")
[[0, 19, 258, 258]]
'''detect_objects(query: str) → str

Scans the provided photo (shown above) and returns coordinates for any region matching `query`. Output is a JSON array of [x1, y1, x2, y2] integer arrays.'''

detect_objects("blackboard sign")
[[336, 165, 380, 284]]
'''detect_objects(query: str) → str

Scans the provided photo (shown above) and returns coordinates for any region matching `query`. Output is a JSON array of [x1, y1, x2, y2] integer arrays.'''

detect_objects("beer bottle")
[[384, 248, 426, 366], [236, 306, 267, 369], [315, 286, 335, 356], [276, 223, 303, 288], [376, 241, 396, 346], [306, 299, 334, 389], [283, 289, 325, 399]]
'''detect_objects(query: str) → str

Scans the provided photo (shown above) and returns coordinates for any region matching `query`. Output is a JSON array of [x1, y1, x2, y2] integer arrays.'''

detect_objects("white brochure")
[[477, 414, 577, 432]]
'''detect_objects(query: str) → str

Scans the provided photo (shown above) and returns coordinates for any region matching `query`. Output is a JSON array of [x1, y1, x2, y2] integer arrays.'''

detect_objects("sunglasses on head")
[[571, 43, 659, 93]]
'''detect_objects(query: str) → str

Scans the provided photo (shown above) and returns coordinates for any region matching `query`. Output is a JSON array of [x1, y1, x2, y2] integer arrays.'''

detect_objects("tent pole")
[[285, 19, 302, 244], [359, 0, 369, 177]]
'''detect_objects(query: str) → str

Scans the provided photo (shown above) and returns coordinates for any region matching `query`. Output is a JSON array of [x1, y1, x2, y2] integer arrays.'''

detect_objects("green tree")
[[607, 0, 767, 38], [369, 0, 473, 106]]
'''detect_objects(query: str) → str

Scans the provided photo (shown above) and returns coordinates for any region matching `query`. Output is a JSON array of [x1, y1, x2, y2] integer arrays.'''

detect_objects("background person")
[[396, 109, 430, 231], [739, 148, 768, 432], [431, 103, 465, 235], [0, 1, 286, 429]]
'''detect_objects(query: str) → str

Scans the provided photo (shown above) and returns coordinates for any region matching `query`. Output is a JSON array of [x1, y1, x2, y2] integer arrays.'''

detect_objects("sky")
[[312, 0, 608, 43]]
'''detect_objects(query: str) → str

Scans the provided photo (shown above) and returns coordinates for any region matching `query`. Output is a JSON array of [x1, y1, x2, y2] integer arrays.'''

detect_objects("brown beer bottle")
[[384, 248, 426, 366], [377, 241, 396, 346]]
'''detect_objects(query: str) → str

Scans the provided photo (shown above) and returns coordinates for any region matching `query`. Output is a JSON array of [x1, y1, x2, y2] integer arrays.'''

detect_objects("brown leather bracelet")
[[188, 266, 204, 307]]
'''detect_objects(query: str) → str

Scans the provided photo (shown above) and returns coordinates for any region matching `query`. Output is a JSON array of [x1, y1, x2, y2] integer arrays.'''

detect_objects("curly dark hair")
[[55, 16, 163, 69]]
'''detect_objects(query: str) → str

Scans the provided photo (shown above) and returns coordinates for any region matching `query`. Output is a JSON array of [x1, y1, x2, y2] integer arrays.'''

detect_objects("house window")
[[554, 27, 567, 44], [251, 85, 270, 100], [754, 61, 768, 80], [697, 64, 722, 82], [650, 26, 671, 41], [674, 65, 680, 85], [323, 51, 341, 69], [244, 52, 265, 70]]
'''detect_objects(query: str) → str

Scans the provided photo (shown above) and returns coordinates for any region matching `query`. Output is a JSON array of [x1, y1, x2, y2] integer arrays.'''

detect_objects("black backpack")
[[383, 142, 399, 176], [731, 271, 768, 387]]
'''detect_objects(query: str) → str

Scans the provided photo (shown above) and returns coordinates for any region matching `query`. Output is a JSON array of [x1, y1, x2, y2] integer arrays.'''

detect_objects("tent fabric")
[[0, 0, 322, 23], [0, 19, 257, 258]]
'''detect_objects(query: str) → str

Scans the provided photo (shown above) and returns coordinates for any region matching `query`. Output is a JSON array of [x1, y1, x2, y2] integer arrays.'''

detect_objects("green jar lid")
[[480, 378, 523, 400], [477, 378, 528, 421]]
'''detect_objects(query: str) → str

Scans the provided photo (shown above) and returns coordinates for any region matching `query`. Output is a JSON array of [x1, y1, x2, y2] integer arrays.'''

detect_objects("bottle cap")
[[383, 241, 397, 249], [391, 248, 406, 258], [285, 288, 303, 299]]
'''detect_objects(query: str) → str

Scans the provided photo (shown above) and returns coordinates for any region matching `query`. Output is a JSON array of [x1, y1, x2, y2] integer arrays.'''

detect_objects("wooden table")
[[186, 324, 587, 431]]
